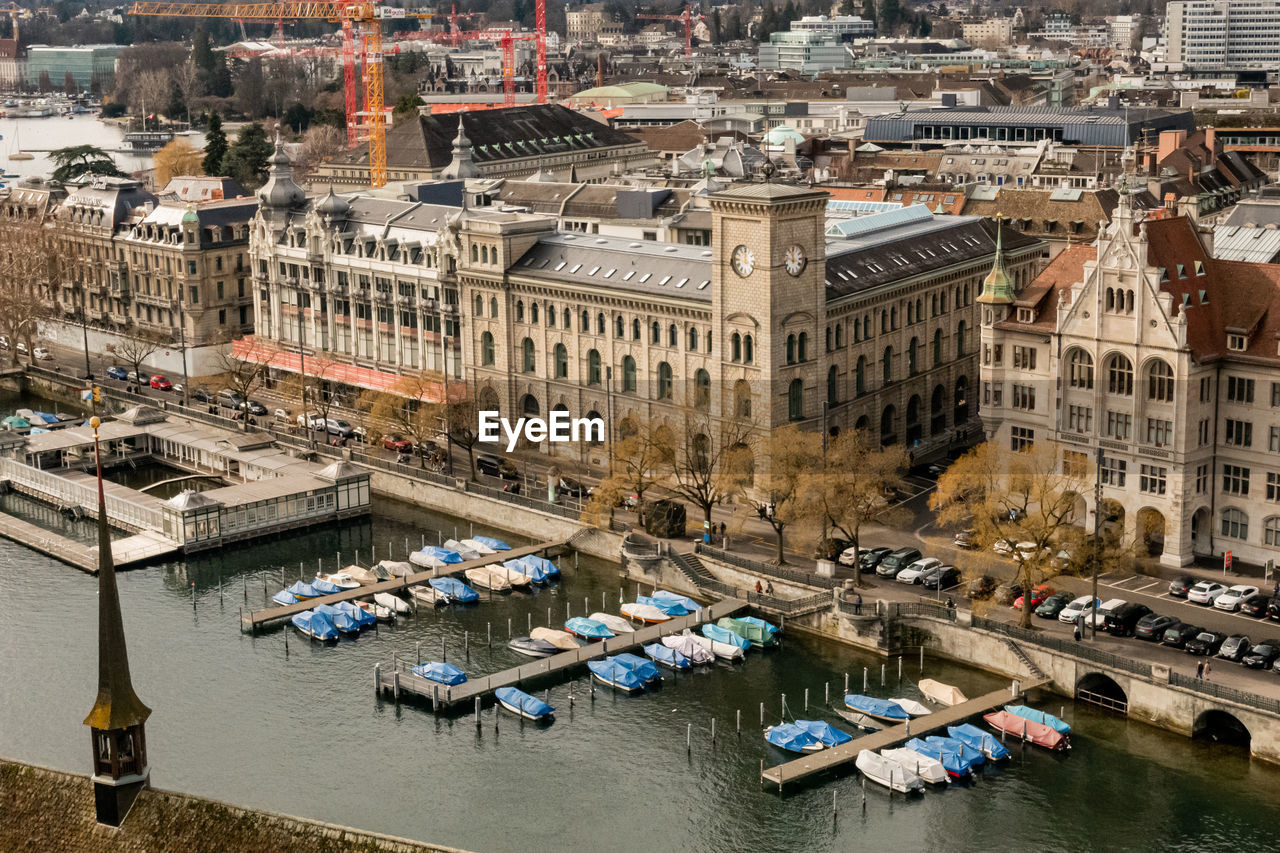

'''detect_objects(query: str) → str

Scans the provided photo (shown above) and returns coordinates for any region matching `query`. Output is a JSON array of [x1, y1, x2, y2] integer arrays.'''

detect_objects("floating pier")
[[375, 597, 748, 710]]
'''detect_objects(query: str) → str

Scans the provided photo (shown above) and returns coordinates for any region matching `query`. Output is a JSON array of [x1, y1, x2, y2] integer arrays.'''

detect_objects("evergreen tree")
[[209, 55, 233, 98], [192, 27, 216, 73], [862, 0, 877, 25], [757, 2, 778, 41], [220, 123, 273, 190], [880, 0, 900, 32], [781, 0, 798, 29], [839, 0, 858, 15], [202, 112, 228, 176], [235, 58, 266, 119]]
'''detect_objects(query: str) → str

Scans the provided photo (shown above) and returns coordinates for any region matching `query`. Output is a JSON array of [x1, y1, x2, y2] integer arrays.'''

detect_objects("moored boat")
[[472, 535, 511, 552], [793, 720, 852, 748], [832, 707, 881, 732], [429, 576, 480, 603], [1004, 704, 1071, 734], [319, 572, 361, 590], [530, 627, 583, 650], [285, 581, 321, 600], [637, 594, 690, 616], [765, 723, 824, 753], [355, 599, 393, 621], [313, 603, 360, 635], [948, 724, 1012, 761], [374, 591, 413, 614], [587, 658, 644, 692], [685, 628, 745, 660], [611, 652, 663, 683], [564, 617, 614, 640], [888, 697, 932, 717], [459, 538, 497, 555], [291, 609, 338, 641], [464, 566, 511, 592], [495, 686, 554, 720], [701, 623, 750, 651], [493, 562, 531, 588], [718, 616, 777, 648], [520, 554, 559, 578], [925, 735, 985, 768], [856, 749, 924, 793], [444, 539, 482, 560], [331, 600, 376, 629], [620, 602, 671, 624], [505, 557, 548, 585], [650, 589, 699, 611], [843, 694, 909, 723], [342, 565, 380, 586], [310, 578, 344, 596], [918, 678, 967, 707], [589, 612, 635, 634], [410, 586, 449, 607], [272, 589, 300, 606], [904, 737, 970, 779], [983, 710, 1070, 751], [413, 546, 463, 566], [660, 634, 715, 665], [376, 560, 413, 579], [508, 637, 560, 658], [413, 660, 467, 685], [881, 747, 949, 785], [738, 615, 781, 637], [643, 642, 691, 669]]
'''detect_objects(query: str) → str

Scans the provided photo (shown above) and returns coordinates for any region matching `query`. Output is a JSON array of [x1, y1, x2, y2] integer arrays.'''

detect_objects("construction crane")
[[395, 25, 536, 108], [1, 3, 20, 45], [638, 5, 700, 57]]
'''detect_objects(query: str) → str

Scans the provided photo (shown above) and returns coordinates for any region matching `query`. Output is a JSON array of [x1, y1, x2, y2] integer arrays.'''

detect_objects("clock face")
[[731, 245, 755, 278], [784, 244, 807, 276]]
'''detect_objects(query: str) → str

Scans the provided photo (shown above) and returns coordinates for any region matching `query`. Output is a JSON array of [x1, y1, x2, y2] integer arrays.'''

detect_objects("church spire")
[[440, 119, 479, 180], [977, 214, 1016, 305]]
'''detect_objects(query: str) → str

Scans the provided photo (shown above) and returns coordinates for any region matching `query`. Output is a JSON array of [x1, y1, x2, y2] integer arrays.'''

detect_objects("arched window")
[[657, 362, 673, 399], [554, 343, 568, 379], [531, 303, 539, 324], [856, 356, 866, 396], [474, 294, 483, 316], [882, 345, 893, 385], [1221, 507, 1249, 540], [1106, 354, 1133, 396], [826, 326, 833, 352], [827, 365, 838, 406], [685, 327, 696, 351], [1067, 349, 1094, 389], [597, 313, 605, 335], [881, 311, 888, 334], [880, 405, 897, 446], [668, 324, 677, 347], [908, 337, 918, 375], [1147, 359, 1174, 402], [581, 309, 590, 331], [694, 369, 710, 409], [931, 293, 938, 316], [521, 394, 539, 416], [786, 334, 796, 364], [622, 356, 637, 392], [615, 316, 624, 338], [706, 330, 712, 353], [480, 331, 494, 366], [931, 384, 946, 435], [798, 332, 808, 362], [548, 305, 556, 327], [652, 321, 661, 344], [906, 395, 922, 444], [731, 332, 741, 362], [744, 335, 754, 363], [481, 245, 489, 264], [940, 292, 947, 313], [907, 302, 913, 325], [471, 244, 478, 262], [515, 300, 524, 322], [788, 378, 804, 421], [955, 321, 966, 357], [933, 328, 943, 366], [632, 318, 641, 340], [835, 323, 844, 348], [1265, 516, 1280, 546], [587, 349, 601, 385], [734, 379, 752, 418], [890, 305, 897, 328], [562, 308, 570, 328], [521, 337, 535, 372], [491, 297, 499, 318]]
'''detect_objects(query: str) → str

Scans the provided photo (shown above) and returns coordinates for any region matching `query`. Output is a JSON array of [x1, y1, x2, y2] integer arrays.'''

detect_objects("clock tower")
[[710, 182, 828, 429]]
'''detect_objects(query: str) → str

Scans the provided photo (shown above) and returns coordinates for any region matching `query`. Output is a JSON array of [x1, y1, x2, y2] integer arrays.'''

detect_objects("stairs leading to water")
[[1004, 637, 1050, 681], [671, 551, 715, 587]]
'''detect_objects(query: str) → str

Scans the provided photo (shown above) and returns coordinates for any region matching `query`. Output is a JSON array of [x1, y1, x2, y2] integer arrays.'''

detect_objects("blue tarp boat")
[[419, 546, 464, 564], [642, 642, 691, 670], [291, 610, 338, 641], [310, 577, 343, 595], [843, 694, 910, 722], [272, 590, 300, 606], [2, 415, 29, 429], [286, 581, 321, 600], [506, 558, 548, 584], [332, 600, 376, 629], [794, 720, 852, 747], [637, 594, 690, 616], [765, 723, 824, 753], [925, 735, 984, 768], [565, 617, 614, 639], [428, 576, 479, 603], [948, 723, 1012, 760], [1004, 704, 1072, 734], [719, 617, 777, 648], [702, 623, 750, 651], [495, 687, 554, 720], [313, 604, 360, 635], [472, 535, 511, 551], [31, 411, 60, 425], [904, 737, 970, 778], [612, 652, 662, 683], [413, 661, 467, 685], [738, 615, 780, 635], [650, 590, 699, 611], [520, 554, 559, 578], [588, 658, 644, 692]]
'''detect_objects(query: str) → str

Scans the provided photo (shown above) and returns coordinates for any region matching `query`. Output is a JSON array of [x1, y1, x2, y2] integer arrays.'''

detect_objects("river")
[[0, 399, 1279, 851], [1, 115, 207, 182]]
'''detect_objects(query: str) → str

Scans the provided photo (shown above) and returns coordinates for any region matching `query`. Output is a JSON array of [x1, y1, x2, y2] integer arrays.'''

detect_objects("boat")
[[505, 558, 548, 584], [7, 128, 32, 161], [1004, 704, 1071, 734], [660, 634, 715, 665], [410, 586, 449, 607], [495, 686, 554, 721], [491, 562, 531, 588], [918, 678, 967, 707], [637, 594, 691, 616], [564, 617, 614, 640], [373, 592, 413, 614], [530, 627, 583, 651], [412, 661, 467, 685], [271, 590, 300, 606], [310, 577, 344, 596], [313, 604, 360, 635], [620, 602, 671, 624], [650, 590, 699, 611], [793, 720, 852, 748], [508, 637, 560, 658], [428, 577, 480, 603], [612, 653, 663, 683], [319, 572, 361, 590], [983, 710, 1070, 751], [643, 642, 691, 669], [331, 600, 376, 629], [765, 723, 824, 754], [409, 551, 447, 570], [520, 554, 559, 578], [464, 566, 511, 592], [856, 749, 924, 793], [738, 615, 781, 637], [413, 546, 463, 566], [376, 560, 413, 579], [881, 747, 950, 785], [684, 628, 745, 660], [718, 617, 777, 648], [888, 698, 932, 717], [843, 695, 909, 723], [471, 535, 511, 551], [588, 613, 635, 635], [341, 565, 380, 586], [948, 724, 1012, 761], [459, 538, 497, 556], [355, 599, 393, 621], [701, 623, 750, 651], [285, 581, 321, 600], [832, 707, 881, 732], [904, 737, 971, 779], [924, 735, 985, 769], [587, 658, 644, 692], [444, 539, 482, 560], [291, 609, 338, 641]]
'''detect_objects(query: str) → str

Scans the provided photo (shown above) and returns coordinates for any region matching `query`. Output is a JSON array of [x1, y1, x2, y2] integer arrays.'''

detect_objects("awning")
[[231, 337, 462, 402]]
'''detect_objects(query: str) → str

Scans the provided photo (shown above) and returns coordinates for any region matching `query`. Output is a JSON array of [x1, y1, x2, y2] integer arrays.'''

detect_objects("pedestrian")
[[755, 580, 763, 595], [1204, 659, 1212, 681], [766, 580, 775, 596], [1196, 660, 1204, 680], [719, 521, 726, 537], [854, 592, 862, 615], [1073, 621, 1081, 642]]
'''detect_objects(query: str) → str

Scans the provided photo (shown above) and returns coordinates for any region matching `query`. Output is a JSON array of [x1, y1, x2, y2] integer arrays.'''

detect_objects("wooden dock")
[[375, 597, 748, 710], [241, 539, 571, 631], [760, 677, 1050, 789], [0, 512, 179, 573]]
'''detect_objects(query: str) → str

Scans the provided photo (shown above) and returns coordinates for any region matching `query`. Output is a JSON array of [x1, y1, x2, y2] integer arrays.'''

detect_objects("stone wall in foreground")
[[0, 760, 471, 853]]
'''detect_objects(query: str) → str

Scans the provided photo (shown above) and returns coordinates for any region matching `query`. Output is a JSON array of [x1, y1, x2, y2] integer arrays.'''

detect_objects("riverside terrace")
[[0, 404, 370, 564]]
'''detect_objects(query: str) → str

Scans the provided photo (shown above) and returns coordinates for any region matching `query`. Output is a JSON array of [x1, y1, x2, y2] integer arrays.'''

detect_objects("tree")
[[64, 71, 76, 96], [583, 418, 675, 529], [38, 70, 51, 93], [134, 68, 172, 129], [738, 425, 823, 565], [931, 442, 1097, 628], [880, 0, 900, 32], [235, 58, 267, 119], [172, 61, 202, 126], [0, 221, 55, 367], [393, 93, 424, 117], [361, 371, 447, 465], [211, 336, 275, 430], [153, 138, 205, 187], [202, 112, 228, 176], [48, 145, 126, 183], [862, 0, 877, 24], [221, 123, 273, 189], [192, 27, 216, 74], [441, 396, 483, 481], [296, 124, 344, 177], [112, 332, 166, 389], [663, 413, 754, 533]]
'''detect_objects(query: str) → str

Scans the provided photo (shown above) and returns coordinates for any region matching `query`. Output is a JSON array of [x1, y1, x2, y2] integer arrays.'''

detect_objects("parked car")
[[921, 566, 962, 590], [1134, 613, 1178, 641], [418, 441, 446, 465], [1242, 641, 1280, 669], [1168, 576, 1197, 598], [325, 418, 354, 438], [1161, 622, 1202, 649], [993, 583, 1023, 607], [1105, 602, 1153, 636], [0, 335, 8, 348], [476, 454, 519, 479], [16, 341, 28, 354], [1184, 630, 1228, 656], [149, 375, 172, 391], [875, 547, 922, 579], [217, 390, 244, 409], [191, 387, 213, 403], [1034, 593, 1072, 619], [273, 408, 290, 422], [1013, 583, 1055, 610], [106, 365, 128, 380], [1215, 585, 1260, 612], [297, 412, 325, 430], [240, 400, 268, 416], [967, 575, 997, 600], [32, 347, 53, 360], [1088, 598, 1127, 630], [383, 434, 414, 452], [127, 370, 141, 383], [172, 383, 184, 395], [1059, 595, 1101, 624], [1188, 581, 1228, 605], [557, 476, 588, 497], [1240, 594, 1271, 618], [502, 480, 522, 495], [1269, 599, 1280, 622], [953, 529, 977, 549], [1218, 635, 1253, 662], [857, 547, 893, 574], [896, 557, 943, 585]]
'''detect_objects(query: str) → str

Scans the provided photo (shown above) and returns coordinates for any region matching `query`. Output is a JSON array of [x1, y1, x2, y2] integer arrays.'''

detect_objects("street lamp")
[[1090, 446, 1104, 640], [605, 365, 614, 473]]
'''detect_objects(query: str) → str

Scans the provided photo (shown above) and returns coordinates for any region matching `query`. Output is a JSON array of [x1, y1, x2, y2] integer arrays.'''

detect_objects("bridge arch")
[[1076, 672, 1128, 713], [1193, 709, 1252, 747]]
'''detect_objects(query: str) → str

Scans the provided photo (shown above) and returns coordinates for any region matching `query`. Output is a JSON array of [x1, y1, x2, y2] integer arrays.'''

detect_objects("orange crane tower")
[[638, 4, 700, 57]]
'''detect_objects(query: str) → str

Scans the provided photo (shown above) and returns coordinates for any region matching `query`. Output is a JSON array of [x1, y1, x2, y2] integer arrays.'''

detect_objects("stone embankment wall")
[[0, 761, 471, 853]]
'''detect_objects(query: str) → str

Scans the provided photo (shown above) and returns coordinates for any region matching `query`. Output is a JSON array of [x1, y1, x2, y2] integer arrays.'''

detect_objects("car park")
[[1184, 631, 1227, 656], [149, 375, 172, 391], [106, 365, 128, 380], [1214, 585, 1260, 612], [876, 547, 922, 579], [1059, 595, 1101, 624], [1134, 613, 1178, 641], [1161, 622, 1202, 649], [274, 408, 290, 422], [1240, 594, 1271, 618], [921, 566, 961, 590], [476, 454, 519, 479], [297, 412, 325, 429], [172, 383, 184, 395], [1034, 593, 1071, 619], [1088, 598, 1126, 630], [1218, 635, 1253, 662], [967, 575, 997, 600], [857, 547, 893, 574], [896, 557, 943, 584], [16, 341, 27, 354], [1187, 581, 1228, 605], [953, 529, 977, 549], [1168, 576, 1197, 598], [127, 370, 141, 383], [383, 434, 414, 452], [1242, 641, 1280, 669], [1105, 602, 1153, 636]]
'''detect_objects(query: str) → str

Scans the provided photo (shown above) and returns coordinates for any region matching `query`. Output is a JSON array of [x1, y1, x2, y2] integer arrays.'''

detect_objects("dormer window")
[[1228, 334, 1248, 352], [1017, 308, 1034, 323]]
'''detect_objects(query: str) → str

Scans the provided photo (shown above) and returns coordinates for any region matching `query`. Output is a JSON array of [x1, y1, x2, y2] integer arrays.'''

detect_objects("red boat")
[[983, 710, 1070, 751]]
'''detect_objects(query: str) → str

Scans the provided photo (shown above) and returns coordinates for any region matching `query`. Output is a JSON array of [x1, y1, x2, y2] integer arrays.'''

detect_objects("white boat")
[[832, 708, 881, 732], [460, 538, 497, 555], [444, 538, 482, 560], [319, 572, 361, 590], [373, 591, 413, 614], [881, 748, 949, 785], [530, 627, 582, 651], [465, 566, 511, 592], [681, 628, 745, 661], [889, 698, 932, 717], [355, 599, 394, 622], [660, 633, 715, 664], [379, 560, 417, 577], [620, 602, 671, 624], [342, 565, 380, 586], [408, 551, 447, 570], [855, 749, 924, 793], [589, 613, 635, 635], [409, 586, 449, 607], [489, 562, 531, 589], [918, 679, 967, 707]]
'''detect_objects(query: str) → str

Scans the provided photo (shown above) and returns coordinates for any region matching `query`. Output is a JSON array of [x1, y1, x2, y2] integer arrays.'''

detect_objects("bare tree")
[[211, 336, 276, 429], [133, 69, 173, 129], [296, 124, 345, 178], [0, 220, 55, 366], [739, 424, 823, 565], [172, 61, 203, 127], [663, 412, 755, 535], [360, 370, 447, 466]]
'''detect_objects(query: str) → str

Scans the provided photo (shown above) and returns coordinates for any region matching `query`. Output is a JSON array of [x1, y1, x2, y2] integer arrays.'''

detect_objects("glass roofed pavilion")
[[864, 105, 1195, 148]]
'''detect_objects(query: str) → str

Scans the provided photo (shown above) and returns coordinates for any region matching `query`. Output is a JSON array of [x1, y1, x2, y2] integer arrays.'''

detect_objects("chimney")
[[941, 93, 957, 108], [1204, 125, 1217, 166], [1107, 93, 1120, 110]]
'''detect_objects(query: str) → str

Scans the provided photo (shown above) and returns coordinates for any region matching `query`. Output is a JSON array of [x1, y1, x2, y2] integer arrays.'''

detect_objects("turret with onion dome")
[[257, 134, 306, 211], [314, 185, 350, 219], [976, 214, 1016, 306]]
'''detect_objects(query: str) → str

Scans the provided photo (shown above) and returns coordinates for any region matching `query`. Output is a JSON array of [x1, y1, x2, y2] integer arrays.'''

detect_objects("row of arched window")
[[1065, 349, 1175, 403], [478, 294, 717, 355]]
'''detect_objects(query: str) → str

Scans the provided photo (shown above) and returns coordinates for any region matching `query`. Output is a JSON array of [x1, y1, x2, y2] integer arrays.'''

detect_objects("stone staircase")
[[672, 551, 716, 587], [1003, 637, 1050, 681]]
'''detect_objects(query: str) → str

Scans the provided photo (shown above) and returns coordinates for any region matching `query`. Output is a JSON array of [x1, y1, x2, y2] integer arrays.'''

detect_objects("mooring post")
[[804, 688, 809, 712], [844, 672, 849, 693], [337, 551, 341, 568], [475, 697, 481, 729], [711, 717, 716, 742], [508, 617, 512, 638], [548, 606, 552, 626], [620, 586, 624, 604], [686, 722, 691, 753], [487, 622, 492, 648], [881, 663, 886, 686], [760, 702, 764, 726], [281, 566, 285, 587], [898, 656, 903, 682], [863, 667, 868, 692], [299, 561, 304, 580], [528, 613, 532, 633], [284, 630, 288, 654], [825, 682, 830, 705], [832, 789, 837, 818], [242, 575, 247, 602], [920, 645, 925, 672], [566, 601, 571, 620], [442, 638, 447, 662], [317, 557, 322, 576], [781, 693, 786, 717], [393, 671, 400, 703], [191, 581, 196, 610], [736, 709, 741, 734], [374, 662, 381, 695], [371, 546, 376, 566], [416, 641, 421, 665], [218, 576, 223, 605], [465, 630, 469, 659], [601, 591, 606, 612]]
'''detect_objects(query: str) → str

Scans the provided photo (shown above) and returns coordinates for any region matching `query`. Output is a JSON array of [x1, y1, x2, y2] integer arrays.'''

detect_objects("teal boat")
[[718, 617, 777, 648]]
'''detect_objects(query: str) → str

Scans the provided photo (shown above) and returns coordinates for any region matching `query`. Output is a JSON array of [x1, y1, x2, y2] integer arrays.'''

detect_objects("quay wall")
[[0, 760, 472, 853]]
